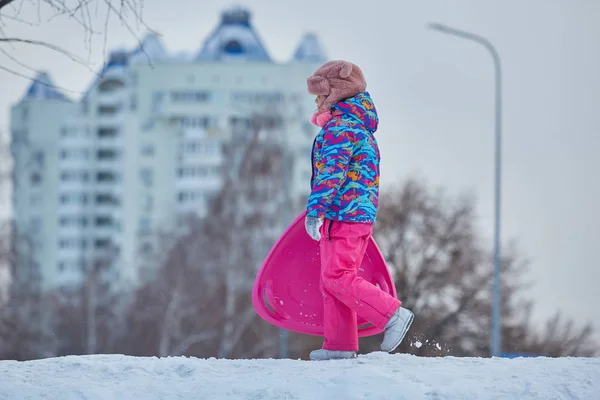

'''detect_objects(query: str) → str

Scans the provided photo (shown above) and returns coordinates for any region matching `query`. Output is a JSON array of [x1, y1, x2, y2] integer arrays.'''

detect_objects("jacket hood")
[[332, 91, 379, 133]]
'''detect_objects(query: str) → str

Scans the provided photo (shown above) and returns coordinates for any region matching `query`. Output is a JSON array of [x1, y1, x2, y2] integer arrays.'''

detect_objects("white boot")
[[309, 349, 357, 361], [380, 307, 414, 352]]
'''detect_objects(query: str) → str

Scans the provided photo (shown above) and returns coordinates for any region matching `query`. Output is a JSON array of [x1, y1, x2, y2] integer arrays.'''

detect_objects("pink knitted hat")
[[307, 60, 367, 113]]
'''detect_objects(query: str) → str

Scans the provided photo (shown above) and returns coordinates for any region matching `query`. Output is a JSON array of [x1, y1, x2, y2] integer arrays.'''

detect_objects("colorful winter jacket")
[[307, 91, 380, 224]]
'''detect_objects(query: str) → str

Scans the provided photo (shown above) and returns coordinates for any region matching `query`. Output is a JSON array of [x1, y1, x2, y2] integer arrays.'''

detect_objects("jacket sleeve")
[[306, 125, 354, 219]]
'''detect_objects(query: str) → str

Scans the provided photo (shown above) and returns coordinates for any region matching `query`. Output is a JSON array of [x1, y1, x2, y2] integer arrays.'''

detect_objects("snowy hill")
[[0, 353, 598, 399]]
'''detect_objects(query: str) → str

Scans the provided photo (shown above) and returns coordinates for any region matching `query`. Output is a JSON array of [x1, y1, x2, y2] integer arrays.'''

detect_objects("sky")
[[0, 0, 599, 339]]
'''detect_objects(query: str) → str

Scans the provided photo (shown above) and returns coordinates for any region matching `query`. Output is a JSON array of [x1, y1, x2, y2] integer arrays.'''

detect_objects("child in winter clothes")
[[305, 60, 414, 361]]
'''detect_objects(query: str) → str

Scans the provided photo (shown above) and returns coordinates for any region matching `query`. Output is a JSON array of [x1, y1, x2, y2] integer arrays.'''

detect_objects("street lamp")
[[428, 22, 503, 357]]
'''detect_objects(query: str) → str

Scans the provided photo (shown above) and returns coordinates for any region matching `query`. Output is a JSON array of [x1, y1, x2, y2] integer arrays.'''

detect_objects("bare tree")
[[125, 114, 298, 359], [49, 244, 127, 356], [0, 230, 60, 360], [503, 307, 598, 357], [0, 130, 10, 305], [209, 118, 290, 358], [0, 130, 59, 360], [356, 178, 598, 357], [123, 218, 222, 358], [0, 0, 151, 88]]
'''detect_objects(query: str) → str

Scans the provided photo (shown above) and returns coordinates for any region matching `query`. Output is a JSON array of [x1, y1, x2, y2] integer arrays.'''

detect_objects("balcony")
[[93, 224, 115, 238], [96, 112, 125, 127], [95, 148, 121, 168], [96, 90, 125, 107]]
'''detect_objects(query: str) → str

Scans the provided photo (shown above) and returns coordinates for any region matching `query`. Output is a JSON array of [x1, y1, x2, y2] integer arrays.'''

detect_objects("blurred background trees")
[[0, 123, 597, 360]]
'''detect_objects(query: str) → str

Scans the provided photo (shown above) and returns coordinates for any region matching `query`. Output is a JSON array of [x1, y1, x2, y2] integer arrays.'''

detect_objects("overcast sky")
[[1, 0, 599, 339]]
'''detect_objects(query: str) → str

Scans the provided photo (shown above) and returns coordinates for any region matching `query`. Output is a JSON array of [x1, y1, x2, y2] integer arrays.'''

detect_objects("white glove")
[[305, 216, 324, 241]]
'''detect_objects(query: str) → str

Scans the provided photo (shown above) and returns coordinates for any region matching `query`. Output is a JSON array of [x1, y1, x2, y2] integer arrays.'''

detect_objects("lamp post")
[[428, 23, 503, 357]]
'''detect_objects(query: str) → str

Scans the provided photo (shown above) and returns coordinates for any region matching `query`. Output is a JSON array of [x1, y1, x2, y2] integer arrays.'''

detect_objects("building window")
[[140, 168, 153, 186], [231, 92, 284, 105], [61, 127, 80, 138], [151, 91, 165, 113], [59, 215, 87, 227], [170, 116, 214, 129], [141, 144, 154, 156], [97, 149, 118, 160], [141, 195, 153, 211], [139, 218, 151, 233], [21, 106, 29, 121], [97, 171, 116, 183], [34, 151, 44, 166], [61, 148, 90, 161], [95, 216, 112, 227], [58, 238, 86, 250], [140, 242, 153, 255], [229, 116, 252, 129], [98, 105, 120, 115], [177, 165, 221, 178], [98, 127, 117, 138], [30, 194, 42, 206], [61, 170, 89, 182], [95, 238, 111, 249], [130, 72, 137, 86], [60, 193, 88, 205], [96, 193, 118, 205], [177, 190, 206, 203], [30, 172, 41, 185], [29, 218, 42, 231], [98, 79, 125, 92], [170, 91, 210, 102]]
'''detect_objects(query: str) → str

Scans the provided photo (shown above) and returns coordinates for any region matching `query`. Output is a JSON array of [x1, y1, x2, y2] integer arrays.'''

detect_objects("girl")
[[305, 60, 414, 360]]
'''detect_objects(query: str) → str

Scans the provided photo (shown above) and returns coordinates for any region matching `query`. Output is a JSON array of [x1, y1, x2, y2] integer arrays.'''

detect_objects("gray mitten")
[[305, 216, 324, 241]]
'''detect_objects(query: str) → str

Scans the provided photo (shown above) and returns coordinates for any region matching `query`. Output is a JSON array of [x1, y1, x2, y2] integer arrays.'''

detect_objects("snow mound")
[[0, 353, 598, 399]]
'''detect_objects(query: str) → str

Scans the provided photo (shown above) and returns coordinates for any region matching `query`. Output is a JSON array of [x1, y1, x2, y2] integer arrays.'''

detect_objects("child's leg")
[[320, 270, 359, 351], [320, 219, 401, 331]]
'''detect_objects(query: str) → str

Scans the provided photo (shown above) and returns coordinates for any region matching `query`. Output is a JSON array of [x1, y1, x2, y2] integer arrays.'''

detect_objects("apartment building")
[[10, 6, 327, 289]]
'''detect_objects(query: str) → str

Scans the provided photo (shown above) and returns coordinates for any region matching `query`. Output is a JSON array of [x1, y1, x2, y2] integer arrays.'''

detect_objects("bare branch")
[[0, 11, 40, 26], [0, 0, 17, 11], [0, 37, 97, 73], [0, 46, 39, 73], [0, 64, 82, 95], [0, 0, 154, 92], [101, 0, 156, 66]]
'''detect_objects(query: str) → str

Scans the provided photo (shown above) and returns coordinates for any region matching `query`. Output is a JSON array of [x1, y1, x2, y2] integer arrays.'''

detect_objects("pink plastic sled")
[[252, 211, 397, 337]]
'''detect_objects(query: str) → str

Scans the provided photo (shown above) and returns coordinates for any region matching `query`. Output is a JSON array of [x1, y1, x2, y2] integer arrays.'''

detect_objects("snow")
[[0, 353, 598, 399]]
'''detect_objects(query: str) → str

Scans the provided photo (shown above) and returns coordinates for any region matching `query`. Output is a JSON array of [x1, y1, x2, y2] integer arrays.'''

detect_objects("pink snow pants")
[[319, 219, 401, 351]]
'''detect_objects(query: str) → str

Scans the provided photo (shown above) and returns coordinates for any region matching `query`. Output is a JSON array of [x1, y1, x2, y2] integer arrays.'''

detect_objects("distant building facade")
[[10, 6, 327, 290]]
